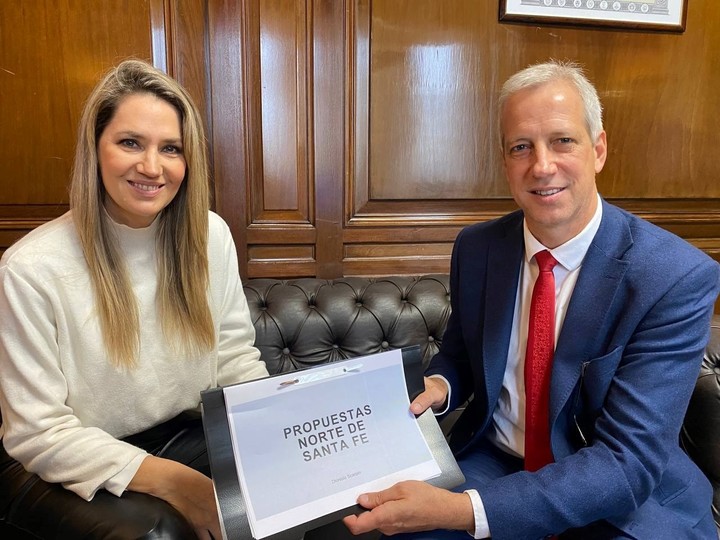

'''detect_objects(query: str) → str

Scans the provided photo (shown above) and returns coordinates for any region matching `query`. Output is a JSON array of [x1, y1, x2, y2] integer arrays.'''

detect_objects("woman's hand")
[[129, 455, 221, 539]]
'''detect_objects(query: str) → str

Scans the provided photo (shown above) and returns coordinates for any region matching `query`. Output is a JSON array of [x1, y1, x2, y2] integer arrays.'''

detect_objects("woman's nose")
[[137, 150, 161, 177]]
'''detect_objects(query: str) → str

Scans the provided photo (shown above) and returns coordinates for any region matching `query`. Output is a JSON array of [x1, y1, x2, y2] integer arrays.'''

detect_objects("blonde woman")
[[0, 59, 268, 539]]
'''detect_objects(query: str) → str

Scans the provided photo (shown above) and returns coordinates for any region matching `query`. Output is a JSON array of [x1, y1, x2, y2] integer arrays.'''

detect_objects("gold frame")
[[499, 0, 688, 33]]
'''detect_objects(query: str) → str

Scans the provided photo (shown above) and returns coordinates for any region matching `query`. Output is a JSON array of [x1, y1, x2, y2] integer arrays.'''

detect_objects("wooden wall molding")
[[207, 0, 720, 280], [2, 0, 719, 300]]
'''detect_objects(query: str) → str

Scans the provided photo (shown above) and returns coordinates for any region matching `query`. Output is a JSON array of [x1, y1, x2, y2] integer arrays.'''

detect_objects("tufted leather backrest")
[[681, 314, 720, 528], [243, 275, 451, 375]]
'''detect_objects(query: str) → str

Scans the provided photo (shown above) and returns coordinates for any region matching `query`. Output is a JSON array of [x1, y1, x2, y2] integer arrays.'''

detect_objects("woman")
[[0, 59, 268, 539]]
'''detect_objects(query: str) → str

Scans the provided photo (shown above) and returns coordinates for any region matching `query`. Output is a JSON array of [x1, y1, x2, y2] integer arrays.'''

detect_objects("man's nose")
[[532, 146, 557, 177]]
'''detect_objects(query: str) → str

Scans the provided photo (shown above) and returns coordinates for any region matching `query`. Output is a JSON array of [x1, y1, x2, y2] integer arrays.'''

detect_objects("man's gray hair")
[[498, 60, 603, 146]]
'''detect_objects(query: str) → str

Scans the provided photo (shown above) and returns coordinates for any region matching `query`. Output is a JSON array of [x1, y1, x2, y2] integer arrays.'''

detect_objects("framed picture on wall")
[[499, 0, 688, 32]]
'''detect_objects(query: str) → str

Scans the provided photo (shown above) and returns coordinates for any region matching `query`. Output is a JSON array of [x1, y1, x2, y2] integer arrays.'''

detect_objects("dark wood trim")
[[208, 0, 251, 277], [313, 0, 345, 278]]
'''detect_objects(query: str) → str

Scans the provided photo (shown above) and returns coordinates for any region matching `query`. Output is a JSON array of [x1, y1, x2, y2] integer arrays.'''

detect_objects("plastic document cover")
[[201, 345, 465, 540]]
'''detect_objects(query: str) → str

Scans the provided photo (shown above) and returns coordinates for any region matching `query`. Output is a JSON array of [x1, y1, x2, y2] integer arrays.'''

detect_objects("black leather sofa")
[[1, 275, 718, 538], [681, 310, 720, 532]]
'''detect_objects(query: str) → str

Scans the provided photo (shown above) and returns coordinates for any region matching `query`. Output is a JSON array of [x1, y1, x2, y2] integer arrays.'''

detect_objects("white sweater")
[[0, 211, 268, 500]]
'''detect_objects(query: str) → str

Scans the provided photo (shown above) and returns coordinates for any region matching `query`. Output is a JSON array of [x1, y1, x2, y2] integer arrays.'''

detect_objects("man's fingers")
[[410, 377, 448, 415], [410, 392, 435, 415], [343, 513, 371, 535], [343, 499, 391, 535], [357, 489, 389, 510]]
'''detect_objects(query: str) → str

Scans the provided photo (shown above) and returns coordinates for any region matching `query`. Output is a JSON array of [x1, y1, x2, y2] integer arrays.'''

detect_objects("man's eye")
[[557, 137, 573, 144]]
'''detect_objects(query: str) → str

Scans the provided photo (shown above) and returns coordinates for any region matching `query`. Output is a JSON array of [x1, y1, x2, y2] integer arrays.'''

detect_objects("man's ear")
[[594, 130, 607, 174]]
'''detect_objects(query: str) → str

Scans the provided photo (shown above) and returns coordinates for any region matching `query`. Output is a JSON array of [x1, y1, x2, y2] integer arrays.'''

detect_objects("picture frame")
[[499, 0, 688, 33]]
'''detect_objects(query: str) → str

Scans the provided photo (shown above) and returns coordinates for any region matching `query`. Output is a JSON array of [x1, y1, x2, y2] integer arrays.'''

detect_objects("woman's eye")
[[119, 139, 138, 149], [163, 145, 183, 155]]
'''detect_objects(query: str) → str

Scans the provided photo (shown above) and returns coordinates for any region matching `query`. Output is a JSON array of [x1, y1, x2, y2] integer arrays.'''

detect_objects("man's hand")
[[129, 455, 221, 540], [342, 480, 474, 536], [410, 376, 449, 416]]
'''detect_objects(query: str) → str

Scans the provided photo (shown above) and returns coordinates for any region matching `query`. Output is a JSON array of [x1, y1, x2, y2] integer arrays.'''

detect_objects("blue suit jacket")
[[426, 200, 720, 539]]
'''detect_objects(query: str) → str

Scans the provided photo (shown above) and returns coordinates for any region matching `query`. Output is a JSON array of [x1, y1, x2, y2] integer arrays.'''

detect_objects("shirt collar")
[[523, 194, 603, 271]]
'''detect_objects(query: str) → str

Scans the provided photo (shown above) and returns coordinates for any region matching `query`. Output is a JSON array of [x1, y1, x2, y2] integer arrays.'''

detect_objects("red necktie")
[[524, 250, 558, 472]]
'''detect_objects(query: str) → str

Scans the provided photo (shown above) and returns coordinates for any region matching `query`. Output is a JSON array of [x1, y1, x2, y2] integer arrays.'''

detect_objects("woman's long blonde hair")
[[70, 59, 215, 367]]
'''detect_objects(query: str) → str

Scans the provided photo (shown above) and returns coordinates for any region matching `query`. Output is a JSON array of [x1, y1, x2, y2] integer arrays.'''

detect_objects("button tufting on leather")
[[381, 341, 389, 348], [428, 336, 435, 342], [332, 344, 339, 349], [282, 348, 290, 355]]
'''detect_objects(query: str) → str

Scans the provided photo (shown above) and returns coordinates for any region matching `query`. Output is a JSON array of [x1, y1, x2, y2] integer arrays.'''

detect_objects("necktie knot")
[[535, 250, 557, 273]]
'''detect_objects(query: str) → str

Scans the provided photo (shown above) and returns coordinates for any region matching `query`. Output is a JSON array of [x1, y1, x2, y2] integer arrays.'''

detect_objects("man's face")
[[501, 80, 607, 248]]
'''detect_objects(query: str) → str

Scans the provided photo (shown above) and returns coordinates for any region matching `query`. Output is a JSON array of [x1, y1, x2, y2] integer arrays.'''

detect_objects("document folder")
[[201, 345, 464, 540]]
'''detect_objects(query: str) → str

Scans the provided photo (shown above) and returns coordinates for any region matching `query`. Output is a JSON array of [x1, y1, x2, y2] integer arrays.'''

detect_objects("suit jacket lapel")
[[482, 215, 524, 414], [550, 201, 632, 427]]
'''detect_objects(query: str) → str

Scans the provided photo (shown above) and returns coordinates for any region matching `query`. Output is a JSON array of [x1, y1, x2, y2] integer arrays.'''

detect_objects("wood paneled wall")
[[2, 0, 719, 313], [0, 0, 209, 256], [208, 0, 719, 282]]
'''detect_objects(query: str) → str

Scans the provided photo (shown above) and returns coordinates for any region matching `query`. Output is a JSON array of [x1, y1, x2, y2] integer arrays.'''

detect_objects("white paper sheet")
[[224, 349, 441, 539]]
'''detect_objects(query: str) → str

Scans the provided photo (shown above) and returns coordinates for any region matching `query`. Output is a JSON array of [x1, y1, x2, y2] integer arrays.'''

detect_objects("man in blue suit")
[[344, 61, 720, 538]]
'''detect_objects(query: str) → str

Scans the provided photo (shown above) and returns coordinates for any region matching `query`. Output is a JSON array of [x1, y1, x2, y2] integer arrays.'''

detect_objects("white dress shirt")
[[463, 195, 603, 538]]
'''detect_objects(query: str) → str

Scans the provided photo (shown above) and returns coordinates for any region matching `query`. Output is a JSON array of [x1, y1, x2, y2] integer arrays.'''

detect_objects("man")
[[343, 61, 720, 538]]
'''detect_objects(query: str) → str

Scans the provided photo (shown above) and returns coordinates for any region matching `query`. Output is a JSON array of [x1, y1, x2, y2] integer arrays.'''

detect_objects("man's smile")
[[531, 187, 564, 197]]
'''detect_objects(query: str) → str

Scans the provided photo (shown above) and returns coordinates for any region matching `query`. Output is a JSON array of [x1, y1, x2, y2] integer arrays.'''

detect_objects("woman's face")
[[97, 93, 186, 228]]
